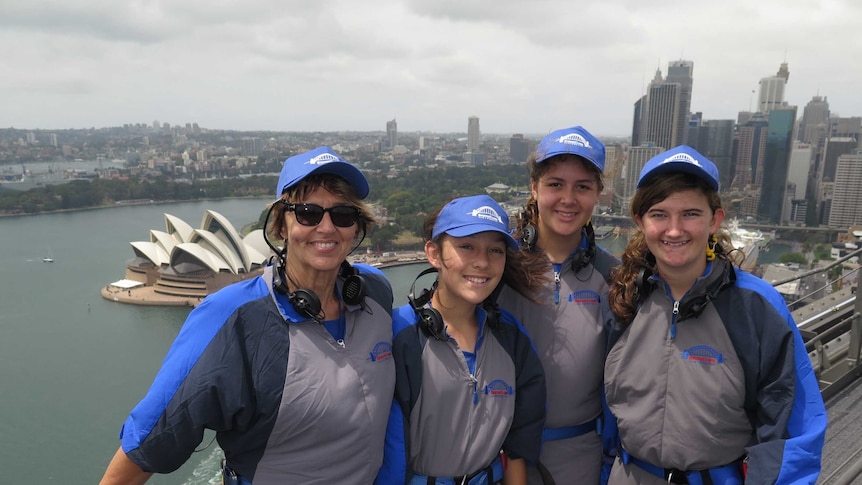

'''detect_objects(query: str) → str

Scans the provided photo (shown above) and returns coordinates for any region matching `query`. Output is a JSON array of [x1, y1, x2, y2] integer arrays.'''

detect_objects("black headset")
[[407, 268, 446, 340], [263, 200, 367, 322], [407, 267, 503, 340], [520, 214, 597, 273], [273, 260, 366, 322], [634, 259, 736, 321]]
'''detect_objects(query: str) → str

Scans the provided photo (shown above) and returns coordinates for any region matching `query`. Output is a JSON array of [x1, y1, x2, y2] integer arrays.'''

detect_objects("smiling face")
[[531, 155, 601, 250], [426, 231, 507, 308], [281, 185, 358, 277], [635, 188, 725, 283]]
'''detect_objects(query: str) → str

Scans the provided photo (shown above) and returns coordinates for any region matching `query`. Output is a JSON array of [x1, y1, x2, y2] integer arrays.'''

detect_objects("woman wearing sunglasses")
[[101, 146, 395, 485], [376, 195, 547, 485]]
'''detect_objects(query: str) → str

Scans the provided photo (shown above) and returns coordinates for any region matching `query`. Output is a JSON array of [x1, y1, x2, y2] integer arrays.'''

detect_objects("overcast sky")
[[2, 0, 860, 137]]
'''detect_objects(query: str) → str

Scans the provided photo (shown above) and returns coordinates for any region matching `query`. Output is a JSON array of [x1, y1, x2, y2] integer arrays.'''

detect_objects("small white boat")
[[42, 257, 54, 263]]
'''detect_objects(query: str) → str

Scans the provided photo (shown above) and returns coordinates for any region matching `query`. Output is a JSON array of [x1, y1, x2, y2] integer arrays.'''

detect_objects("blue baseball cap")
[[637, 145, 720, 191], [275, 146, 369, 200], [535, 126, 606, 172], [432, 195, 518, 250]]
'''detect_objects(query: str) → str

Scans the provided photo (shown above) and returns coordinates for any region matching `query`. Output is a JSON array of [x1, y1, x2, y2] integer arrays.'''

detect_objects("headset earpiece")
[[571, 220, 598, 272], [634, 267, 654, 305], [340, 260, 366, 306], [272, 265, 323, 322], [289, 288, 322, 320], [408, 268, 446, 341], [521, 224, 537, 250]]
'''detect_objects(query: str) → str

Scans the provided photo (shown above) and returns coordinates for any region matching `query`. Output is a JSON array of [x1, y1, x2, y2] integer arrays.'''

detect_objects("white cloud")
[[1, 0, 861, 136]]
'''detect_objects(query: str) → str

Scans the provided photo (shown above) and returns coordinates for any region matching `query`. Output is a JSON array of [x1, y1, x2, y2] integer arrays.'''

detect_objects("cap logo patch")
[[556, 133, 591, 148], [469, 206, 503, 225], [662, 153, 702, 167], [306, 153, 341, 165]]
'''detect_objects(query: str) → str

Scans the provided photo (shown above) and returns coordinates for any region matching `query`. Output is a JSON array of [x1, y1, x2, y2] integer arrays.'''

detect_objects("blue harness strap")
[[409, 455, 504, 485], [620, 449, 743, 485], [541, 417, 599, 442]]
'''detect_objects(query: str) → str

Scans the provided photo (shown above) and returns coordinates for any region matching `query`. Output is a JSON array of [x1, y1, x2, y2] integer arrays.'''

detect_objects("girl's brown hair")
[[607, 172, 744, 326]]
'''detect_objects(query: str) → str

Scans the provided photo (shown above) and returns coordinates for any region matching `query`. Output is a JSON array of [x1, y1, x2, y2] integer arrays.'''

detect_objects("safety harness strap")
[[541, 417, 599, 442]]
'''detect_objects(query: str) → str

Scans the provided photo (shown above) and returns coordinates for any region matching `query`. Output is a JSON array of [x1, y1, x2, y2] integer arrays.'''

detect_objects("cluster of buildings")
[[626, 60, 861, 232]]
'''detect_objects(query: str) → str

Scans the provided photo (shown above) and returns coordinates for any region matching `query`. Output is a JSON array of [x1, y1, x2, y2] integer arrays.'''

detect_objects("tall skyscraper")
[[666, 60, 694, 148], [828, 154, 862, 228], [788, 143, 813, 200], [732, 113, 769, 190], [631, 95, 647, 147], [757, 62, 789, 114], [697, 120, 735, 191], [821, 137, 857, 182], [642, 71, 681, 151], [619, 146, 663, 207], [636, 60, 693, 151], [385, 119, 397, 150], [798, 96, 830, 144], [509, 134, 529, 164], [758, 106, 797, 224], [467, 116, 481, 153]]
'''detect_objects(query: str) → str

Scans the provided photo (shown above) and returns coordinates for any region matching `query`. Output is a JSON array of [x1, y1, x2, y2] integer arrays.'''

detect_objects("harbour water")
[[0, 198, 427, 484]]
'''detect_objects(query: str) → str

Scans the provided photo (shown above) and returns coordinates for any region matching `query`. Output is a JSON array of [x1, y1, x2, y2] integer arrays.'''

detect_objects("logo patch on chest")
[[681, 345, 724, 365], [484, 379, 513, 397], [368, 341, 393, 362], [569, 289, 600, 304]]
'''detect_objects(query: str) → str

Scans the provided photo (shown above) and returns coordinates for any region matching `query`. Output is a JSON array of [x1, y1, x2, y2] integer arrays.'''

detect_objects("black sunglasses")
[[284, 202, 361, 228]]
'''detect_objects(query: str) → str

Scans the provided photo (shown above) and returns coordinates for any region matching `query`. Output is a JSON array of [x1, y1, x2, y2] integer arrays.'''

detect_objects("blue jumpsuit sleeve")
[[738, 277, 827, 484], [498, 309, 546, 464], [376, 304, 423, 485], [120, 280, 269, 472]]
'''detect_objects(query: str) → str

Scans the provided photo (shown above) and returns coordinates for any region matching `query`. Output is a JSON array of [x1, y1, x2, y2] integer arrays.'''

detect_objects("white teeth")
[[663, 241, 687, 247], [559, 212, 576, 217], [314, 242, 336, 249], [466, 277, 489, 284]]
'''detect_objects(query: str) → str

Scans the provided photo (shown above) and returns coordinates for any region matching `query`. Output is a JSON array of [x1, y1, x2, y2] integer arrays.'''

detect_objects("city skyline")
[[2, 0, 862, 136]]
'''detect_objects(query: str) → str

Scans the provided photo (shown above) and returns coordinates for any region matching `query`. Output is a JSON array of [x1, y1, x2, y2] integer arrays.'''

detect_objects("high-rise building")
[[830, 117, 861, 140], [467, 116, 481, 153], [758, 106, 797, 224], [757, 62, 789, 114], [637, 60, 693, 151], [821, 137, 857, 182], [619, 146, 663, 207], [642, 74, 680, 151], [696, 120, 735, 191], [509, 134, 530, 164], [385, 119, 397, 150], [241, 137, 264, 157], [631, 95, 647, 147], [828, 154, 862, 228], [732, 113, 768, 190], [666, 60, 694, 149], [788, 143, 813, 200], [798, 96, 830, 144]]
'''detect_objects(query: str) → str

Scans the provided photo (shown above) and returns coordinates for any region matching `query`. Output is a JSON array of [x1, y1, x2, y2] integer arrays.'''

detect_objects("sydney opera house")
[[102, 210, 273, 307]]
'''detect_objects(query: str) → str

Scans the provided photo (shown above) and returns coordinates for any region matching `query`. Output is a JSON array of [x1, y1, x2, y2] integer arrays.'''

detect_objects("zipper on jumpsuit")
[[553, 264, 562, 305]]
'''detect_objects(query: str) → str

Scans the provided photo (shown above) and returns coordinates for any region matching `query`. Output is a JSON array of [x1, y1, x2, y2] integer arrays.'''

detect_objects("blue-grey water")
[[0, 198, 428, 484]]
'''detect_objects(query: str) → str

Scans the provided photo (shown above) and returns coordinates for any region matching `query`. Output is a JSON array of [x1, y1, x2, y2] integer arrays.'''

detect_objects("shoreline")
[[0, 196, 272, 218]]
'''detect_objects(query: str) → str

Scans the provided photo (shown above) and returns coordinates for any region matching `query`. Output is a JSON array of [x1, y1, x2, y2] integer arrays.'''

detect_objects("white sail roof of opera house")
[[129, 210, 270, 275]]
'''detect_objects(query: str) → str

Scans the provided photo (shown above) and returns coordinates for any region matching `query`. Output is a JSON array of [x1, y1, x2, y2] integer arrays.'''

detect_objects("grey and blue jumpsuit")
[[499, 240, 619, 485], [604, 259, 827, 484], [376, 303, 546, 484], [116, 264, 396, 484]]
